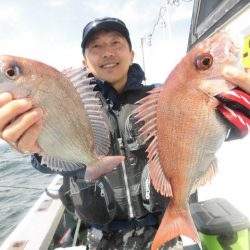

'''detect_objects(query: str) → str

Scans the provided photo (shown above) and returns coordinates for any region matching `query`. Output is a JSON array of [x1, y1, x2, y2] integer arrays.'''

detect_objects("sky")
[[0, 0, 194, 83], [0, 0, 249, 219]]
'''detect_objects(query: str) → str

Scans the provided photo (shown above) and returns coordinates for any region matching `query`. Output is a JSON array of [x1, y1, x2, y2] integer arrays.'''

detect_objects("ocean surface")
[[0, 139, 54, 245]]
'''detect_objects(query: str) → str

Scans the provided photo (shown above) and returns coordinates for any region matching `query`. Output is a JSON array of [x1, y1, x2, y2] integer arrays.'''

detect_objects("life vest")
[[62, 64, 169, 225], [87, 64, 168, 222], [104, 83, 165, 220]]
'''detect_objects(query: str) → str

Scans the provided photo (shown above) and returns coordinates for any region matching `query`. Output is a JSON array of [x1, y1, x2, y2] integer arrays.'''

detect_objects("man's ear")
[[131, 50, 135, 64], [82, 58, 87, 67]]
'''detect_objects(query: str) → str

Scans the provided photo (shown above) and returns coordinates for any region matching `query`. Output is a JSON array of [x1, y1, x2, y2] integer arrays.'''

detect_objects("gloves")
[[216, 88, 250, 140]]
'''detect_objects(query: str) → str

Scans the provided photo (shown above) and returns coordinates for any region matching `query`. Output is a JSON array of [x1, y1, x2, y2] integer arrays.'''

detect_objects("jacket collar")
[[122, 63, 146, 93], [90, 63, 146, 110]]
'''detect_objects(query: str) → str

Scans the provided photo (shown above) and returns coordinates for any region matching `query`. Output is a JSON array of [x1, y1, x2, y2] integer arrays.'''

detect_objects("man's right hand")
[[0, 92, 43, 154]]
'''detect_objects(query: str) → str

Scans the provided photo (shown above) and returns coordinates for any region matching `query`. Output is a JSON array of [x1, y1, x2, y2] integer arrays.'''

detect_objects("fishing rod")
[[0, 184, 60, 199], [0, 184, 58, 192]]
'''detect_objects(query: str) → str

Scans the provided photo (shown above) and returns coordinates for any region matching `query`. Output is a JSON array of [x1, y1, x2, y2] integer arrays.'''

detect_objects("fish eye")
[[4, 65, 20, 80], [195, 53, 213, 71]]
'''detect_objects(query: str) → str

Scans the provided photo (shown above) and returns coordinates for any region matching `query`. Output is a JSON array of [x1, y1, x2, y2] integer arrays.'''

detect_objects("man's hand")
[[217, 67, 250, 140], [0, 92, 43, 153], [223, 66, 250, 93]]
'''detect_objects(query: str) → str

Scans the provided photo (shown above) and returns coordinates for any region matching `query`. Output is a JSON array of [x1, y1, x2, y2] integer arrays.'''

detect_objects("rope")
[[165, 0, 192, 6], [142, 0, 193, 46]]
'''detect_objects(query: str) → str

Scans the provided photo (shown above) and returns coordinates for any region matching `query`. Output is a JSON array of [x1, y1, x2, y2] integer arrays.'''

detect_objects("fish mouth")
[[199, 78, 236, 97]]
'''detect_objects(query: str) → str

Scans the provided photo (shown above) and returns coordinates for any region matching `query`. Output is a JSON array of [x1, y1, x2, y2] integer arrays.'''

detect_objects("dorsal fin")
[[134, 87, 172, 197], [63, 67, 110, 156]]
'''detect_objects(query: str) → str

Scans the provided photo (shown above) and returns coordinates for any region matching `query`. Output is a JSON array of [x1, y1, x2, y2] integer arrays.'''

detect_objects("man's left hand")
[[217, 66, 250, 140]]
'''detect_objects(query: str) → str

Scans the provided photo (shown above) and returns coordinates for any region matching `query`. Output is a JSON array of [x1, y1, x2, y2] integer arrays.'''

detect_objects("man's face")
[[83, 30, 134, 92]]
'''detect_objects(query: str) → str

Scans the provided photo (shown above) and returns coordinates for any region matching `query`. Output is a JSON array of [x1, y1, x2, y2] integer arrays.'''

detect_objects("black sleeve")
[[31, 154, 55, 174], [31, 154, 84, 177]]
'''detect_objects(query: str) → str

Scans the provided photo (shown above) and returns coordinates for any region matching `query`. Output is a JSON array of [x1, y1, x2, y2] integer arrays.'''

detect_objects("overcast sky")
[[0, 0, 193, 83]]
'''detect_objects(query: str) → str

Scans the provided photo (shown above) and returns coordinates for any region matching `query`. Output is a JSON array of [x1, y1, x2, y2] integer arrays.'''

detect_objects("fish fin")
[[64, 67, 111, 156], [42, 155, 83, 172], [152, 202, 201, 250], [147, 137, 172, 197], [134, 87, 172, 197], [191, 159, 218, 194], [84, 156, 125, 182], [133, 87, 161, 143]]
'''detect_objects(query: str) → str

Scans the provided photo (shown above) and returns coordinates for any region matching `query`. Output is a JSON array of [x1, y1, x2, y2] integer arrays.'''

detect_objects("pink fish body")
[[134, 32, 242, 250]]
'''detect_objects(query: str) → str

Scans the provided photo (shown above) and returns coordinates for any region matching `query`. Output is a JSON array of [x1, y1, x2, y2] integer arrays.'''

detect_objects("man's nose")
[[102, 45, 115, 58]]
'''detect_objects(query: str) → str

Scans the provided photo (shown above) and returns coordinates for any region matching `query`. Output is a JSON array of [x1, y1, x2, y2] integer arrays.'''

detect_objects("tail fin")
[[84, 155, 124, 182], [151, 201, 201, 250]]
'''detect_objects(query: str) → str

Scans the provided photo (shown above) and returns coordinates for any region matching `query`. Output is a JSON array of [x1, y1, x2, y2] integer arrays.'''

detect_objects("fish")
[[0, 55, 124, 181], [134, 32, 242, 250]]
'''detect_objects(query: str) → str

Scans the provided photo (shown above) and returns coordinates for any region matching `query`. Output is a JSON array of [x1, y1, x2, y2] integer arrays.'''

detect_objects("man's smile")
[[101, 62, 119, 69]]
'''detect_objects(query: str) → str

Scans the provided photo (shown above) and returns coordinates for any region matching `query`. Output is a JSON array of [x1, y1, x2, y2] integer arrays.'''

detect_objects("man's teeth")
[[102, 63, 117, 68]]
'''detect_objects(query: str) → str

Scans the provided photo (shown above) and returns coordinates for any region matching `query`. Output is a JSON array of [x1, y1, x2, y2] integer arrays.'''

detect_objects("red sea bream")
[[134, 32, 242, 250]]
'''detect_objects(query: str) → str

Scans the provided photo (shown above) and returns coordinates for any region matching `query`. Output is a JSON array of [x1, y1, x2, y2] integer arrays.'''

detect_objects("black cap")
[[81, 17, 132, 53]]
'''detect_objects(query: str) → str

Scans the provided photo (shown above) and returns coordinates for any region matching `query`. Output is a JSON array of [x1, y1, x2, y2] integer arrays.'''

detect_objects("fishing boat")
[[0, 172, 200, 250], [1, 0, 250, 249]]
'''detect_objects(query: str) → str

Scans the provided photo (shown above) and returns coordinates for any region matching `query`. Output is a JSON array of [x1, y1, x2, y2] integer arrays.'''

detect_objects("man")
[[0, 17, 250, 249]]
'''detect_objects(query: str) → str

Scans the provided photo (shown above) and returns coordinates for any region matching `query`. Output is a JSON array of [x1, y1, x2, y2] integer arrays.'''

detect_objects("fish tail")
[[84, 155, 124, 182], [151, 201, 201, 250]]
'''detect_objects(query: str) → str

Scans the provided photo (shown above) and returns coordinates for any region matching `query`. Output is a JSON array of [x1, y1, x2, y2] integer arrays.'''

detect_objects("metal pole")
[[140, 37, 146, 79]]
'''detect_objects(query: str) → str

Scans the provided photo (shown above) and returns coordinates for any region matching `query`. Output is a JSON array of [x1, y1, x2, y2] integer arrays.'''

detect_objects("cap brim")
[[81, 21, 130, 51]]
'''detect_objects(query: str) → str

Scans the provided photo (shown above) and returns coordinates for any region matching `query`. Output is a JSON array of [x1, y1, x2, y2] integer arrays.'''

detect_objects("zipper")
[[99, 182, 109, 206], [109, 105, 134, 219], [117, 138, 134, 219]]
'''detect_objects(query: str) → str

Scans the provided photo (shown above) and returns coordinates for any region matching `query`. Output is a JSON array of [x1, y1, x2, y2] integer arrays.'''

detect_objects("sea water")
[[0, 140, 54, 244]]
